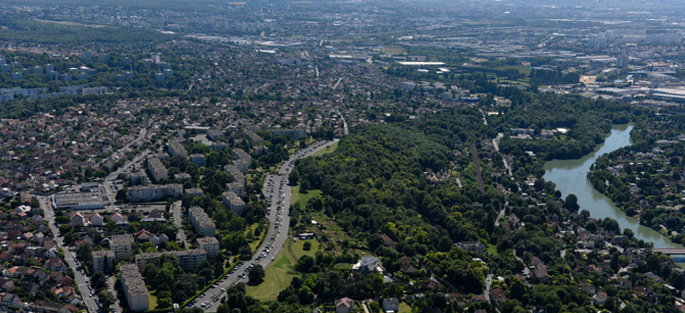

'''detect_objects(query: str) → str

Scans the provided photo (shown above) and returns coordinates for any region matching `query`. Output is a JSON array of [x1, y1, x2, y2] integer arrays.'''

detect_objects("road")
[[171, 201, 188, 247], [202, 140, 339, 312], [332, 77, 343, 90], [336, 109, 348, 135], [107, 275, 123, 313], [39, 196, 100, 313], [484, 274, 493, 301]]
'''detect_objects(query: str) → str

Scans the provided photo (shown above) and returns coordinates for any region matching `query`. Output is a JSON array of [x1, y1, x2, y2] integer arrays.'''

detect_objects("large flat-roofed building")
[[135, 249, 207, 272], [185, 188, 204, 198], [253, 145, 268, 156], [223, 191, 245, 215], [244, 129, 263, 144], [128, 184, 182, 202], [233, 148, 251, 164], [212, 141, 228, 151], [223, 164, 246, 188], [197, 237, 220, 257], [226, 182, 245, 197], [189, 154, 206, 167], [129, 171, 149, 186], [168, 140, 188, 158], [207, 129, 225, 142], [268, 128, 305, 139], [232, 159, 249, 174], [92, 250, 115, 273], [110, 234, 133, 260], [53, 193, 105, 210], [147, 157, 168, 182], [188, 206, 216, 236], [119, 264, 149, 312]]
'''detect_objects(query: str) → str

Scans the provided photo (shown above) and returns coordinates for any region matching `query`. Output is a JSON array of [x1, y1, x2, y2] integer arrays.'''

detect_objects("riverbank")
[[543, 124, 681, 249], [585, 121, 685, 247]]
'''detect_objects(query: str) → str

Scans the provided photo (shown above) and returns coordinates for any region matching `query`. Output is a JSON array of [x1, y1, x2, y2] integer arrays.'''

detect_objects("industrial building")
[[53, 193, 105, 210]]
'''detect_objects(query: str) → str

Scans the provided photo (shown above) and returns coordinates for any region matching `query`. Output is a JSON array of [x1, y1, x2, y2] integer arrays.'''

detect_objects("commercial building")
[[189, 154, 206, 167], [135, 249, 207, 272], [197, 237, 220, 257], [268, 128, 305, 139], [244, 129, 263, 144], [53, 193, 105, 210], [223, 164, 246, 188], [188, 206, 216, 236], [168, 140, 188, 158], [119, 264, 149, 312], [223, 191, 245, 215], [147, 157, 168, 182], [110, 234, 133, 260], [226, 182, 245, 197], [128, 184, 183, 202], [92, 250, 115, 273]]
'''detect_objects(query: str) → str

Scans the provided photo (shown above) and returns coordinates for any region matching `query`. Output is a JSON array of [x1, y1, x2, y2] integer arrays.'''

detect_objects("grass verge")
[[309, 141, 339, 158], [246, 240, 298, 302]]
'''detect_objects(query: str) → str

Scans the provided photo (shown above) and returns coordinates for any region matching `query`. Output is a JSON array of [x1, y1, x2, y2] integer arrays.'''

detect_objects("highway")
[[39, 196, 101, 313], [202, 140, 338, 312]]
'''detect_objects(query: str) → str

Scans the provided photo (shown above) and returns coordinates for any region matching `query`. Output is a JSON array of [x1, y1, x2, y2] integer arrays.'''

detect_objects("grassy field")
[[291, 238, 321, 259], [246, 240, 298, 302], [309, 141, 339, 158], [290, 185, 322, 207], [149, 291, 158, 309], [487, 244, 498, 256], [399, 302, 412, 312], [245, 222, 268, 252]]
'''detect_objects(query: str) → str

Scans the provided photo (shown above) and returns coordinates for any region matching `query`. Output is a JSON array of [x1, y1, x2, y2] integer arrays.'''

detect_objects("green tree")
[[303, 241, 312, 251], [98, 290, 116, 307], [248, 264, 265, 285]]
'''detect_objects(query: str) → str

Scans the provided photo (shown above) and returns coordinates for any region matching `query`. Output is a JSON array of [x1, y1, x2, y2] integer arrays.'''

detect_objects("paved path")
[[336, 109, 348, 135], [203, 140, 339, 312]]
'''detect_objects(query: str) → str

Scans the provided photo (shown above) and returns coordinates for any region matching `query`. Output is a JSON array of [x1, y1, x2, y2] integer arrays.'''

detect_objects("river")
[[543, 124, 680, 248]]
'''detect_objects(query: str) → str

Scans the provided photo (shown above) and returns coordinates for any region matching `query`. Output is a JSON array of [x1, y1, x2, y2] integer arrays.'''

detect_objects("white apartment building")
[[120, 264, 149, 312], [197, 237, 220, 257]]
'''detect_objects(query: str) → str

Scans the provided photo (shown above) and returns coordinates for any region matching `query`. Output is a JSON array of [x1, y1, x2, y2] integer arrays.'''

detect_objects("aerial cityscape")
[[1, 0, 685, 312]]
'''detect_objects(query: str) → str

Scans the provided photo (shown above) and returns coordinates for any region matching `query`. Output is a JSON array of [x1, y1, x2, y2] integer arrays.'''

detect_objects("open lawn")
[[399, 302, 412, 312], [487, 244, 498, 256], [246, 240, 298, 302], [149, 291, 158, 309], [290, 185, 322, 207], [290, 238, 321, 259], [309, 141, 339, 158]]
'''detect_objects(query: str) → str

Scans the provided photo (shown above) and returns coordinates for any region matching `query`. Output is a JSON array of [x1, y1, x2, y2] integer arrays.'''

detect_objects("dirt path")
[[471, 141, 485, 193]]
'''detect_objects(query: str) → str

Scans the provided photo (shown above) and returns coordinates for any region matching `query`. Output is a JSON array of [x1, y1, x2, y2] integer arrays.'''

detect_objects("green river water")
[[543, 124, 681, 249]]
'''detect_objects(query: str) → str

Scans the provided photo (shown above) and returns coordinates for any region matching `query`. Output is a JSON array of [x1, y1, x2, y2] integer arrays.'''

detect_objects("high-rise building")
[[119, 264, 149, 312], [616, 55, 629, 68], [110, 234, 133, 260]]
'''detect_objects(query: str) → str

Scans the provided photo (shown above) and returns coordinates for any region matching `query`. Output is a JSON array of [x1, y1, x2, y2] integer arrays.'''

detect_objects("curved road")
[[202, 139, 339, 312]]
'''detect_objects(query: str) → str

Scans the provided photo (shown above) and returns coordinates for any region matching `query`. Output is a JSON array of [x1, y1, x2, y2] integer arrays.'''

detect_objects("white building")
[[120, 264, 149, 311], [223, 191, 245, 215], [197, 237, 220, 257], [92, 250, 115, 273], [188, 206, 216, 236], [110, 234, 133, 260], [147, 158, 168, 182], [128, 184, 183, 202]]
